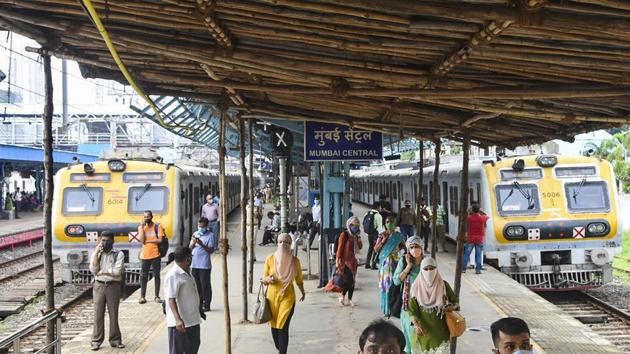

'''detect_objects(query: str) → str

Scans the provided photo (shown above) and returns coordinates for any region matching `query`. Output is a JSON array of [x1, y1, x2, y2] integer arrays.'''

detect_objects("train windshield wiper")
[[572, 178, 587, 205], [135, 183, 152, 204], [512, 181, 535, 210], [80, 183, 95, 206]]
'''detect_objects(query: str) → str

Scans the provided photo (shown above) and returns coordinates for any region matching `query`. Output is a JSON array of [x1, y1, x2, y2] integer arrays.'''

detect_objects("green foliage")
[[450, 145, 462, 155], [401, 151, 416, 161], [594, 131, 630, 193]]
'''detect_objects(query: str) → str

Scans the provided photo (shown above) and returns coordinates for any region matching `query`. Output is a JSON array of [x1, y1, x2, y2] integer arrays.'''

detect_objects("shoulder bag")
[[253, 281, 272, 324], [444, 294, 466, 337]]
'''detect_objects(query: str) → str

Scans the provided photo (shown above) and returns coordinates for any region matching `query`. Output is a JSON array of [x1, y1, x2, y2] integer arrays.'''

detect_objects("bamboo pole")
[[430, 139, 441, 259], [42, 52, 56, 353], [248, 121, 255, 294], [218, 109, 232, 353], [239, 118, 249, 323], [450, 133, 470, 354]]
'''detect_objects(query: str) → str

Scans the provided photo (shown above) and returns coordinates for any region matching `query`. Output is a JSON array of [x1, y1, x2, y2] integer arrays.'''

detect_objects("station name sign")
[[304, 122, 382, 161]]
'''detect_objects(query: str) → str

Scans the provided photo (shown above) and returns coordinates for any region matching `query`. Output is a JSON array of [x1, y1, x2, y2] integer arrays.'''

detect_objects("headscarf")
[[274, 233, 296, 295], [410, 257, 445, 312], [346, 216, 360, 234], [406, 236, 423, 249]]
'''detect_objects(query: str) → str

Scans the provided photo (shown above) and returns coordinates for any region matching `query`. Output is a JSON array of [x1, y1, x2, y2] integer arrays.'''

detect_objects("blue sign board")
[[304, 122, 382, 161]]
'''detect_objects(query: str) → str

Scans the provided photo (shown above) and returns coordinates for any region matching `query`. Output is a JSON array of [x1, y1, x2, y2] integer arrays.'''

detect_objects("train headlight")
[[108, 159, 126, 172], [590, 249, 609, 266], [83, 163, 95, 175], [65, 225, 85, 236], [587, 222, 608, 236], [505, 225, 526, 239], [536, 155, 557, 167]]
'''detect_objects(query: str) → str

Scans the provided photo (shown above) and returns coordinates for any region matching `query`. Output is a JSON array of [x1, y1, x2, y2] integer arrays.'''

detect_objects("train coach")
[[52, 159, 241, 284], [350, 154, 622, 290]]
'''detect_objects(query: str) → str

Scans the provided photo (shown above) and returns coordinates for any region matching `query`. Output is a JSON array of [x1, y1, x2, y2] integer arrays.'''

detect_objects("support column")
[[279, 156, 288, 232], [247, 122, 255, 294], [451, 134, 470, 354], [238, 118, 248, 323], [218, 109, 232, 354], [418, 139, 424, 203], [430, 139, 441, 259], [42, 53, 56, 353]]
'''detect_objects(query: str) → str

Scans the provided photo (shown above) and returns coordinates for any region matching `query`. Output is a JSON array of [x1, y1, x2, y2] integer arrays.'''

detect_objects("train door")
[[179, 184, 186, 245], [188, 183, 193, 240], [442, 181, 449, 233]]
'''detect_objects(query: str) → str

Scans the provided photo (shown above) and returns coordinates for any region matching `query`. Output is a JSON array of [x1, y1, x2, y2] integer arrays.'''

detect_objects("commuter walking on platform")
[[90, 230, 125, 351], [201, 194, 220, 250], [188, 217, 215, 312], [336, 216, 363, 306], [262, 233, 306, 354], [165, 247, 204, 354], [463, 202, 489, 274], [254, 193, 264, 230], [408, 257, 459, 354], [265, 185, 273, 204], [358, 319, 405, 354], [363, 203, 384, 269], [490, 317, 532, 354], [393, 236, 424, 354], [398, 200, 416, 238], [308, 195, 321, 248], [417, 198, 431, 252], [375, 216, 405, 317], [139, 210, 164, 304], [434, 203, 447, 253]]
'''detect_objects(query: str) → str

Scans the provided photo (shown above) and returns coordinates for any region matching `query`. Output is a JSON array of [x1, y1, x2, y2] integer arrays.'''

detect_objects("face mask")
[[350, 225, 360, 234], [278, 240, 291, 250], [513, 351, 534, 354], [422, 267, 437, 286], [313, 200, 319, 206], [386, 223, 395, 230], [197, 227, 207, 233], [102, 240, 113, 252], [145, 217, 153, 224], [405, 204, 411, 208], [410, 248, 422, 258]]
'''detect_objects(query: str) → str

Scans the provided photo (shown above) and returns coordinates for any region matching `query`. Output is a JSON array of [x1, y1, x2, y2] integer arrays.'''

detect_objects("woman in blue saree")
[[375, 215, 405, 317]]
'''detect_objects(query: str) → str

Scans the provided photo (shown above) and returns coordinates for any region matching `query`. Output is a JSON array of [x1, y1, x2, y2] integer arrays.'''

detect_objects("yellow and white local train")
[[351, 155, 622, 290], [52, 159, 241, 284]]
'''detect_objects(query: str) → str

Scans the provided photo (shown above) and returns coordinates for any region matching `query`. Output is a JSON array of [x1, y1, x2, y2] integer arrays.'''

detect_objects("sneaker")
[[91, 344, 100, 351], [112, 344, 125, 349], [154, 297, 162, 303]]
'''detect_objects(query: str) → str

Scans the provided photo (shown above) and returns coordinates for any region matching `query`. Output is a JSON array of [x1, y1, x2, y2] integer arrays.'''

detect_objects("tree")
[[401, 150, 415, 161], [594, 131, 630, 193]]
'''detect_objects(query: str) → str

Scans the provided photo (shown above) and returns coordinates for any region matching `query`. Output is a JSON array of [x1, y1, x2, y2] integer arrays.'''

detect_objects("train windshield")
[[62, 186, 103, 215], [565, 180, 609, 212], [495, 182, 540, 216], [128, 185, 168, 213]]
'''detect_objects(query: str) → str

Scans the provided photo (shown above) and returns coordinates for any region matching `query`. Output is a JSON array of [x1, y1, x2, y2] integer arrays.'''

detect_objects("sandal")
[[139, 298, 147, 304], [155, 297, 162, 303]]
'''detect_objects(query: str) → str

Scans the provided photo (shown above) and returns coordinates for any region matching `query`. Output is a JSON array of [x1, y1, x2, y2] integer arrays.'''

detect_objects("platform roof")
[[0, 144, 99, 171], [2, 1, 630, 150]]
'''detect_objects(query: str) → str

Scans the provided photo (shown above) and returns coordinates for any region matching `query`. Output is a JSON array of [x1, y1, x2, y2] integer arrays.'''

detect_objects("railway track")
[[0, 253, 59, 284], [546, 292, 630, 352]]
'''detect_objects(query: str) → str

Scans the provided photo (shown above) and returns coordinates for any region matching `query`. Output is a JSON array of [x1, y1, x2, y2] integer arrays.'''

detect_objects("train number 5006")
[[542, 192, 560, 198]]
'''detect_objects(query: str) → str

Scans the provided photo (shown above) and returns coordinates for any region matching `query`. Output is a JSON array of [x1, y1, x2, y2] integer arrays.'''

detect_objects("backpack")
[[362, 211, 377, 234], [155, 223, 169, 258]]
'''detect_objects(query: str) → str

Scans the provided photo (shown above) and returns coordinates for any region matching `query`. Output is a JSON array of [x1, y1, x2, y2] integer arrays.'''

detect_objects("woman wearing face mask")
[[189, 217, 215, 312], [393, 236, 424, 354], [262, 233, 306, 354], [407, 257, 459, 354], [336, 216, 363, 306], [375, 215, 406, 317]]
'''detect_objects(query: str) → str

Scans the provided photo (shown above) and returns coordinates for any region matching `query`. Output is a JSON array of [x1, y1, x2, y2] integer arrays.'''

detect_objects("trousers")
[[140, 257, 161, 298], [92, 281, 122, 347], [191, 268, 212, 309], [271, 306, 295, 354], [168, 325, 200, 354]]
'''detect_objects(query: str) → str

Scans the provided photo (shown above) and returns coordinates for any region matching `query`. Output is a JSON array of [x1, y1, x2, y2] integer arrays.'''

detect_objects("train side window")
[[128, 186, 169, 214], [62, 186, 103, 215], [194, 186, 200, 212], [565, 181, 609, 213], [392, 184, 397, 199], [453, 186, 459, 215]]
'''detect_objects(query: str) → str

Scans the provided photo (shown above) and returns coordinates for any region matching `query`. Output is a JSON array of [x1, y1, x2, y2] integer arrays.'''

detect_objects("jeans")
[[463, 243, 484, 273], [140, 257, 161, 298], [400, 225, 414, 238], [208, 221, 219, 249]]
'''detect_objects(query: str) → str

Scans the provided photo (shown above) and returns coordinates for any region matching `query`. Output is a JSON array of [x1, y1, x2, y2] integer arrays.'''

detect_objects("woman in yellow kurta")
[[262, 233, 306, 354]]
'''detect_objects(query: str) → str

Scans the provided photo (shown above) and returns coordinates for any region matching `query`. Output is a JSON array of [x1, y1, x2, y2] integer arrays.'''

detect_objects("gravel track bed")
[[586, 277, 630, 313]]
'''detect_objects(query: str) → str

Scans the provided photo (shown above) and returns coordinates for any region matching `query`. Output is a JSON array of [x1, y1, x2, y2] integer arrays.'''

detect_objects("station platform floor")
[[0, 210, 43, 236], [60, 204, 621, 353]]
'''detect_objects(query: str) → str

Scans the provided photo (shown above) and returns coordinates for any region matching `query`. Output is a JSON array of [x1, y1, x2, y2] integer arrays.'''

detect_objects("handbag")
[[324, 266, 344, 293], [387, 283, 402, 318], [444, 300, 466, 337], [253, 282, 272, 324]]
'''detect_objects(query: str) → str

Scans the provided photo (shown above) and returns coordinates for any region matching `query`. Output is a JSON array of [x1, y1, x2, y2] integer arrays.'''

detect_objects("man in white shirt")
[[308, 195, 321, 248], [90, 231, 125, 351], [165, 247, 204, 354]]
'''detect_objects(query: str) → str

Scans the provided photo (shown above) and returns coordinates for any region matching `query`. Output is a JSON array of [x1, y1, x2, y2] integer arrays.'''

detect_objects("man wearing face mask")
[[165, 247, 203, 354], [189, 217, 215, 312], [90, 231, 125, 351], [138, 210, 164, 304], [491, 317, 535, 354]]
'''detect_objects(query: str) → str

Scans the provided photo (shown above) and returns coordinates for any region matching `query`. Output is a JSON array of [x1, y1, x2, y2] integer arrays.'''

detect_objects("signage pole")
[[279, 156, 288, 232]]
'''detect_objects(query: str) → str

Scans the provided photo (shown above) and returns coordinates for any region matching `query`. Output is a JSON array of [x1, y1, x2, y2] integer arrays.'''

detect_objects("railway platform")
[[59, 204, 621, 354], [0, 211, 43, 237]]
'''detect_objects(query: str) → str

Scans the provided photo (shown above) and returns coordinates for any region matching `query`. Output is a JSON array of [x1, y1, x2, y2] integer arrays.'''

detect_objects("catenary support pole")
[[238, 118, 249, 322], [279, 156, 288, 232], [418, 139, 424, 202], [451, 134, 470, 354], [248, 121, 255, 294], [430, 139, 441, 259], [218, 108, 232, 353], [42, 53, 56, 353]]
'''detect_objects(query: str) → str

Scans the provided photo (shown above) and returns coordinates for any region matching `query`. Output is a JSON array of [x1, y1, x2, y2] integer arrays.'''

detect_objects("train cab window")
[[495, 183, 540, 216], [500, 168, 542, 181], [565, 180, 609, 213], [556, 166, 597, 178], [128, 186, 169, 214], [62, 186, 103, 215]]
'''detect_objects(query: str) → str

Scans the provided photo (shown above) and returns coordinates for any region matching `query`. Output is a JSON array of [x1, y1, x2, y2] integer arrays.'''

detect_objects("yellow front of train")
[[483, 154, 622, 290], [52, 160, 177, 284]]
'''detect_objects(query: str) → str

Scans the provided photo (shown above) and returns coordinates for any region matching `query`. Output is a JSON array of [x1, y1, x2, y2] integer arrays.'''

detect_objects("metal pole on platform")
[[418, 139, 424, 202], [430, 139, 441, 259], [248, 122, 255, 294], [450, 134, 470, 354], [42, 52, 56, 353], [238, 118, 249, 323], [279, 156, 288, 232], [218, 108, 232, 354]]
